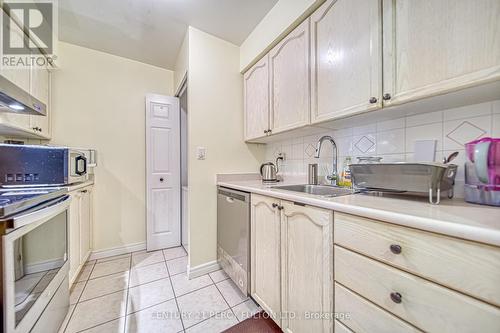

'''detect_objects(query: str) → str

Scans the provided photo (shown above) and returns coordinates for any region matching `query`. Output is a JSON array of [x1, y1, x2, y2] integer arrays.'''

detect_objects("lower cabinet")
[[250, 194, 282, 325], [68, 186, 93, 284], [250, 194, 333, 332]]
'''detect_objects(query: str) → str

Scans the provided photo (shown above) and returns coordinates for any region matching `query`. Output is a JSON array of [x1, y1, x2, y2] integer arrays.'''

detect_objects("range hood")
[[0, 75, 47, 116]]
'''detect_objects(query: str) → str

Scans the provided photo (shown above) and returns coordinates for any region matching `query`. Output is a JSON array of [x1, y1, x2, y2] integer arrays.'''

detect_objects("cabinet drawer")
[[334, 212, 500, 306], [335, 282, 420, 333], [335, 246, 500, 333]]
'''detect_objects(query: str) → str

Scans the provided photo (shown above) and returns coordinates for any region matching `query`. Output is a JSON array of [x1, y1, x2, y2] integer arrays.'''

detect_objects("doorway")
[[145, 94, 181, 251], [179, 83, 189, 253]]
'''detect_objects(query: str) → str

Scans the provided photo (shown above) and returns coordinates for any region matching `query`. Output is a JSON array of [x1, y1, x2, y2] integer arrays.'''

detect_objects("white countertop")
[[218, 179, 500, 247]]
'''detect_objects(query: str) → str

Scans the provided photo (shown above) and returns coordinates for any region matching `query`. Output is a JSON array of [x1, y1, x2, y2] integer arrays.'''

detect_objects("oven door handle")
[[3, 195, 71, 231]]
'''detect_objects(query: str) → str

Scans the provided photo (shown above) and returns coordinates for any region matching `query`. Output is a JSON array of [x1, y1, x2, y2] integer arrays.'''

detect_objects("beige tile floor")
[[59, 247, 260, 333]]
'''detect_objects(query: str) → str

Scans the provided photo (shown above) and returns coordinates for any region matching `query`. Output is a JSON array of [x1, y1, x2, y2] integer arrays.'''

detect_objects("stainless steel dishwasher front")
[[217, 186, 250, 295]]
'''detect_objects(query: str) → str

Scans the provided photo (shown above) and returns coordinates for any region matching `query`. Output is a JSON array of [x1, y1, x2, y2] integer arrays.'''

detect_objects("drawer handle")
[[390, 244, 402, 254], [390, 292, 402, 304]]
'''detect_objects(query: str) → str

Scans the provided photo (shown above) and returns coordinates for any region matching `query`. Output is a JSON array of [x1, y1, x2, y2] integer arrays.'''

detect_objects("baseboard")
[[187, 260, 220, 279], [24, 258, 65, 275], [89, 241, 146, 261]]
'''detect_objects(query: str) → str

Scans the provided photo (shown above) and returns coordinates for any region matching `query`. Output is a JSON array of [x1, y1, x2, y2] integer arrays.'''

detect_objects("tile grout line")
[[122, 255, 133, 333], [163, 249, 186, 332], [64, 261, 97, 332], [208, 274, 240, 323]]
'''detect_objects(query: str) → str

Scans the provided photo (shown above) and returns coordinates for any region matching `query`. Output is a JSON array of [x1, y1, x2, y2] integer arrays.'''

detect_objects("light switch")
[[196, 147, 206, 160]]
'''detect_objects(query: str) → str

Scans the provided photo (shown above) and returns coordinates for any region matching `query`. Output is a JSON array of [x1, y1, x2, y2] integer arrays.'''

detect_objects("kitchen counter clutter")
[[218, 179, 500, 247]]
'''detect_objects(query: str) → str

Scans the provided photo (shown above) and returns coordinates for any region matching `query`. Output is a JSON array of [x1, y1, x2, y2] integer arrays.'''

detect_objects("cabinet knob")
[[369, 97, 378, 104], [268, 129, 272, 134], [383, 93, 392, 101], [264, 130, 269, 134], [390, 244, 402, 254], [272, 203, 278, 208], [160, 177, 164, 182], [277, 205, 284, 211], [390, 292, 402, 304]]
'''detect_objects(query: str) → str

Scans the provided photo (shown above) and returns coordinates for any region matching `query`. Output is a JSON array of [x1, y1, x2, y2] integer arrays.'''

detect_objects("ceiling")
[[58, 0, 278, 70]]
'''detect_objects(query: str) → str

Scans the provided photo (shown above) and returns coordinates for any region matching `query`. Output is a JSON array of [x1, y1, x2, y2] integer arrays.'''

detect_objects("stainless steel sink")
[[272, 184, 357, 197]]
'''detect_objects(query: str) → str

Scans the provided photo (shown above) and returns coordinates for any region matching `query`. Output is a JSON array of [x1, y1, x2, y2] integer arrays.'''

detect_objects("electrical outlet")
[[196, 147, 206, 160]]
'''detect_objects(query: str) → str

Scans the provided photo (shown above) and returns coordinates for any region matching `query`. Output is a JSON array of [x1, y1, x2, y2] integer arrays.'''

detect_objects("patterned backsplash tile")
[[265, 100, 500, 198]]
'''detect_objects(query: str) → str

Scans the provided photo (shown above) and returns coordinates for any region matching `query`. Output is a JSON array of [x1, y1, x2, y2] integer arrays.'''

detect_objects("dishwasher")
[[217, 186, 250, 295]]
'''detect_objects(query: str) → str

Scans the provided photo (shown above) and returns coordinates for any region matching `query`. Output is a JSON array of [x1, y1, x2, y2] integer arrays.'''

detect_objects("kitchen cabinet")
[[250, 194, 333, 332], [382, 0, 500, 106], [0, 17, 32, 132], [280, 201, 333, 333], [334, 212, 500, 332], [244, 55, 270, 141], [69, 185, 93, 284], [250, 194, 282, 325], [29, 63, 51, 137], [310, 0, 382, 123], [0, 8, 52, 139], [269, 19, 310, 134]]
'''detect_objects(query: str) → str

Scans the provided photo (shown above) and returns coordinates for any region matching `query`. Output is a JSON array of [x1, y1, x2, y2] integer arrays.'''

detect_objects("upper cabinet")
[[29, 63, 51, 137], [244, 55, 270, 141], [269, 19, 310, 134], [382, 0, 500, 106], [243, 0, 500, 140], [0, 8, 52, 140], [310, 0, 382, 123]]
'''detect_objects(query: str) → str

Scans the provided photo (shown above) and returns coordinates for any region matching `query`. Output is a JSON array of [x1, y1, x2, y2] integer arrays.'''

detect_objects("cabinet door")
[[383, 0, 500, 106], [250, 194, 281, 326], [0, 18, 31, 130], [310, 0, 382, 123], [280, 201, 333, 333], [68, 191, 81, 283], [29, 63, 51, 137], [79, 188, 92, 264], [244, 55, 270, 141], [269, 19, 310, 134]]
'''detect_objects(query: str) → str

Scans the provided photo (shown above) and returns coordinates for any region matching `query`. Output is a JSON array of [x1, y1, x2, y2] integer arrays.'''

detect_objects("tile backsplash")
[[265, 100, 500, 198]]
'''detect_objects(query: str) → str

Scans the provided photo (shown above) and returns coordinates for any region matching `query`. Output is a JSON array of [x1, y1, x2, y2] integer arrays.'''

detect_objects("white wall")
[[51, 42, 174, 252], [187, 27, 265, 268], [174, 31, 189, 94], [266, 100, 500, 198], [239, 0, 324, 71]]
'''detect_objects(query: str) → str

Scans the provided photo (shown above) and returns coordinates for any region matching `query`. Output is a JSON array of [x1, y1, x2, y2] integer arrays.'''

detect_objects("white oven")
[[1, 195, 70, 333]]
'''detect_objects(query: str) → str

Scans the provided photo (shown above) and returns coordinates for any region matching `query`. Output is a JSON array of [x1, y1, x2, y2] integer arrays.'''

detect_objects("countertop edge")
[[217, 181, 500, 247]]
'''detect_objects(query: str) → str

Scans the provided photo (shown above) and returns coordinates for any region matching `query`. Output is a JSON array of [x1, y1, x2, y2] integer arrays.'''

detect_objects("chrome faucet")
[[314, 135, 338, 186]]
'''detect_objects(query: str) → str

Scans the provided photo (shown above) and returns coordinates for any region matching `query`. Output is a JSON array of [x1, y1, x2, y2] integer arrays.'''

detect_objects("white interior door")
[[146, 94, 181, 251]]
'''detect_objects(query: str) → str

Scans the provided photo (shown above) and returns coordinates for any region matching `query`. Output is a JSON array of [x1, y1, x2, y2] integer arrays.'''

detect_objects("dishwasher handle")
[[218, 188, 249, 203]]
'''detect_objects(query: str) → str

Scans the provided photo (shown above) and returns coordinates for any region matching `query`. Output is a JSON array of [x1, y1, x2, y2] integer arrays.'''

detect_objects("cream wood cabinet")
[[0, 9, 52, 139], [334, 212, 500, 333], [310, 0, 382, 123], [382, 0, 500, 106], [29, 63, 51, 137], [250, 194, 282, 325], [250, 194, 333, 332], [244, 55, 270, 141], [269, 19, 310, 134], [0, 18, 32, 132], [69, 186, 93, 284], [280, 201, 333, 333]]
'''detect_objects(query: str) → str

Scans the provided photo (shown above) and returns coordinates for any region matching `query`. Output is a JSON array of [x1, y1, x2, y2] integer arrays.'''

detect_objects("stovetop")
[[0, 187, 68, 218]]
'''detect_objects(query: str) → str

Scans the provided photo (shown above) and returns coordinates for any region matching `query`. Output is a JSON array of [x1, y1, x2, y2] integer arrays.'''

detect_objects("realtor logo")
[[2, 2, 53, 54], [1, 0, 57, 68]]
